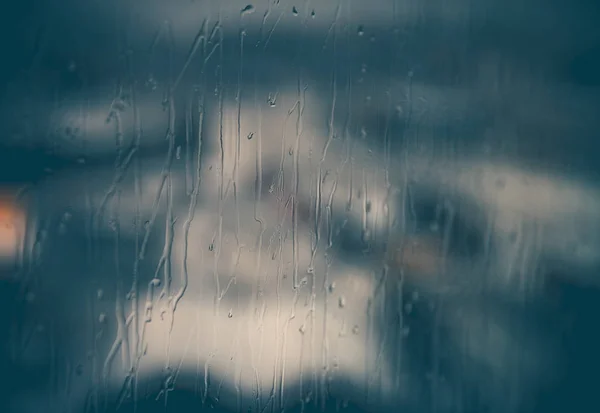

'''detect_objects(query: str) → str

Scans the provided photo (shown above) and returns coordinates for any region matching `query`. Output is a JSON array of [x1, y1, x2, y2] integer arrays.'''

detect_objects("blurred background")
[[1, 1, 600, 412]]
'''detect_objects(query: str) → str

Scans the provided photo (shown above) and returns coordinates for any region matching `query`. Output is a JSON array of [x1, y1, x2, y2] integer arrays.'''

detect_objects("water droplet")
[[267, 93, 277, 107], [228, 309, 233, 318], [150, 278, 161, 287], [338, 296, 346, 308], [299, 325, 306, 334], [306, 266, 314, 274], [352, 325, 360, 335], [361, 63, 367, 73], [146, 75, 158, 90], [292, 6, 298, 16], [97, 289, 104, 300], [98, 313, 106, 323], [328, 282, 336, 293], [357, 25, 364, 36], [288, 147, 294, 156], [176, 145, 181, 160], [240, 4, 255, 16], [209, 243, 214, 252], [365, 201, 372, 214], [247, 132, 254, 140], [361, 229, 371, 243], [144, 220, 150, 230]]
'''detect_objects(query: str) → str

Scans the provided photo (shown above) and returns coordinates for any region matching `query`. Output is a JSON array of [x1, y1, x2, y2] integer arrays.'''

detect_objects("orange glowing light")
[[0, 193, 26, 265]]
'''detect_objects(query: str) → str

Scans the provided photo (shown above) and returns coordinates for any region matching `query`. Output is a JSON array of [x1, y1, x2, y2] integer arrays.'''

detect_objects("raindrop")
[[292, 6, 298, 16], [361, 229, 371, 243], [328, 282, 336, 293], [338, 296, 346, 308], [247, 132, 254, 140], [361, 63, 367, 73], [240, 4, 255, 16], [209, 243, 214, 252], [299, 324, 306, 334], [143, 220, 150, 230], [288, 147, 294, 156], [357, 25, 364, 36], [176, 145, 181, 160], [365, 201, 372, 214], [112, 98, 127, 113], [150, 278, 161, 287], [98, 313, 106, 323], [146, 75, 158, 90], [228, 309, 233, 318], [97, 289, 104, 300], [306, 266, 314, 274], [311, 10, 316, 18], [352, 325, 360, 335], [267, 93, 277, 107]]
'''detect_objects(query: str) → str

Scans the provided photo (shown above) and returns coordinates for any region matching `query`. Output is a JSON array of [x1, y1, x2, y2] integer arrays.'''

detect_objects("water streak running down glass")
[[1, 1, 600, 413]]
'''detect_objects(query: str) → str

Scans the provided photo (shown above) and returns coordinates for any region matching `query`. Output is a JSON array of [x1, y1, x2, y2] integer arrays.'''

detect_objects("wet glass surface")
[[1, 1, 600, 412]]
